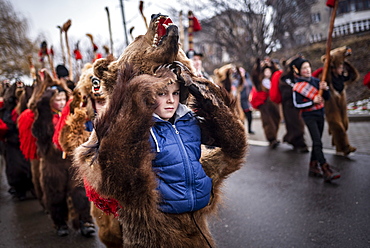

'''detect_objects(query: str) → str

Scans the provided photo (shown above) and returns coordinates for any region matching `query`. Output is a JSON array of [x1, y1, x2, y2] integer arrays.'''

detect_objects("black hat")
[[186, 50, 203, 59], [289, 57, 309, 75], [56, 64, 69, 79]]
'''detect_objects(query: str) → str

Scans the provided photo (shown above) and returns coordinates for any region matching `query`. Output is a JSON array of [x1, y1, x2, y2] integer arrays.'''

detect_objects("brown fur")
[[74, 64, 247, 247], [31, 73, 92, 231], [317, 46, 359, 154], [213, 64, 245, 121], [251, 59, 281, 144], [92, 14, 193, 97], [58, 63, 122, 246]]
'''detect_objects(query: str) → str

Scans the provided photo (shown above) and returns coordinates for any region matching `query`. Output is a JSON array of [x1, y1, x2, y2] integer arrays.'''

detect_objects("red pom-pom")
[[326, 0, 336, 7]]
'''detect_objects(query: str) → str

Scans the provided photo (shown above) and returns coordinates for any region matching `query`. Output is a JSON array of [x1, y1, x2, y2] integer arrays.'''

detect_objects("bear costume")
[[312, 46, 359, 155]]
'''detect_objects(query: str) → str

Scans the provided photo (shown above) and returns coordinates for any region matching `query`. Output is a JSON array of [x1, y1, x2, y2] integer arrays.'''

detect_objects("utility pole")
[[119, 0, 129, 47]]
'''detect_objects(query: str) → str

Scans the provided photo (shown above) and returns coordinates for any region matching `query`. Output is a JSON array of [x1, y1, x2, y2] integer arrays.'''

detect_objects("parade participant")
[[188, 50, 211, 80], [238, 67, 255, 134], [74, 62, 247, 247], [251, 58, 281, 148], [313, 46, 359, 156], [1, 81, 33, 200], [292, 57, 340, 182], [32, 77, 95, 237], [275, 55, 309, 153]]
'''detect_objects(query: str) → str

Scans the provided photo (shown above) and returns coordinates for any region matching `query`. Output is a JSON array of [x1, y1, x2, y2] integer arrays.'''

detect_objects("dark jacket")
[[293, 76, 330, 118]]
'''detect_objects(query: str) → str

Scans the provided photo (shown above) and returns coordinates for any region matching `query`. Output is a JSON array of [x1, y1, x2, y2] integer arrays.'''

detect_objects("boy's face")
[[154, 81, 180, 121]]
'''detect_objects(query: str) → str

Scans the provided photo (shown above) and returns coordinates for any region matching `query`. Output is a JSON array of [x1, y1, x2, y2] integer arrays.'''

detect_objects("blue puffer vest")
[[150, 104, 212, 214]]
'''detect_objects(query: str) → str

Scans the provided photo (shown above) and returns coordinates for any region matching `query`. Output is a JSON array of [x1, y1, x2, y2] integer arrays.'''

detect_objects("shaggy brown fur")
[[74, 64, 247, 247], [317, 46, 359, 154], [213, 64, 245, 121], [251, 59, 281, 145], [58, 63, 122, 247], [31, 74, 93, 232], [92, 14, 193, 96]]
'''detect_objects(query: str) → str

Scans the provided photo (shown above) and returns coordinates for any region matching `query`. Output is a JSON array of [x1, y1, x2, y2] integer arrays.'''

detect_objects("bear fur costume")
[[18, 69, 71, 209], [275, 55, 309, 152], [70, 14, 197, 247], [58, 63, 122, 247], [92, 14, 193, 98], [213, 64, 245, 121], [312, 46, 359, 155], [30, 71, 94, 234], [251, 58, 281, 148], [73, 62, 247, 248], [0, 82, 33, 200]]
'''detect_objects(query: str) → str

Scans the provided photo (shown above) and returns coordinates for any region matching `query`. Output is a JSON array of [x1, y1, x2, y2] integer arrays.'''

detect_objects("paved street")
[[0, 116, 369, 247]]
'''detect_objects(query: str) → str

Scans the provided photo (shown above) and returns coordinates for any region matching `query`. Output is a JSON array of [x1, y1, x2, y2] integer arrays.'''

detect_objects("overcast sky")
[[11, 0, 180, 60]]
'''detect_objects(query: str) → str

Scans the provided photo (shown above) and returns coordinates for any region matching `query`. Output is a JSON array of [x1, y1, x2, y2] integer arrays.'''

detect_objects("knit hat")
[[289, 57, 309, 75], [56, 65, 69, 79]]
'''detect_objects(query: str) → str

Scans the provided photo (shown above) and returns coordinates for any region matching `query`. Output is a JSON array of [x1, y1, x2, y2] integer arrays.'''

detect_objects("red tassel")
[[0, 119, 8, 140], [270, 70, 282, 104], [18, 109, 38, 160], [53, 99, 72, 151], [192, 16, 202, 32], [326, 0, 336, 7], [74, 49, 83, 60], [312, 67, 323, 78], [363, 72, 370, 89], [93, 43, 98, 52]]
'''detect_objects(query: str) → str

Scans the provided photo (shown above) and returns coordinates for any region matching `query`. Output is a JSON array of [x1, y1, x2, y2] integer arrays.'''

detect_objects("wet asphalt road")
[[1, 143, 370, 248]]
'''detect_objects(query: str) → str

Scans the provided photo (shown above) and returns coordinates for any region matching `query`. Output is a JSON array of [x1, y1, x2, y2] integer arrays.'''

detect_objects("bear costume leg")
[[258, 99, 281, 147]]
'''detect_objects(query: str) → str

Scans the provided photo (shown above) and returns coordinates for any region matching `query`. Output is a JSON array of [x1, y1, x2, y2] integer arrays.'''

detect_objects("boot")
[[80, 221, 95, 237], [56, 225, 69, 237], [343, 146, 356, 156], [321, 163, 340, 182], [308, 160, 322, 177]]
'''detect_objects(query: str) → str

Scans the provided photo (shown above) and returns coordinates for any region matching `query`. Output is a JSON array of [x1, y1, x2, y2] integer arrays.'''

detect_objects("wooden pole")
[[62, 19, 73, 80], [179, 11, 185, 47], [319, 0, 338, 95], [139, 1, 149, 30], [105, 7, 114, 56], [57, 25, 66, 65], [188, 11, 194, 58]]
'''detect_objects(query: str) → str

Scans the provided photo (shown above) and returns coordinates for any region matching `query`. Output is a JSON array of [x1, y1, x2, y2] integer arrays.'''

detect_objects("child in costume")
[[292, 57, 340, 182], [74, 62, 247, 247]]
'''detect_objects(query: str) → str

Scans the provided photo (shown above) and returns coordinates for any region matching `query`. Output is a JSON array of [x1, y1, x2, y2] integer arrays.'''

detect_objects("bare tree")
[[0, 0, 36, 80], [176, 0, 316, 71]]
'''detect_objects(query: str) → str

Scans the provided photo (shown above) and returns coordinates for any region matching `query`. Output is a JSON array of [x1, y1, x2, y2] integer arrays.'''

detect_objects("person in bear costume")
[[312, 46, 359, 156], [72, 13, 247, 247]]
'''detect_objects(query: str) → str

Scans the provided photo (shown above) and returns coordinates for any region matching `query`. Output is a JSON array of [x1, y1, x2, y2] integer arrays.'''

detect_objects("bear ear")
[[93, 58, 113, 79], [321, 54, 327, 63]]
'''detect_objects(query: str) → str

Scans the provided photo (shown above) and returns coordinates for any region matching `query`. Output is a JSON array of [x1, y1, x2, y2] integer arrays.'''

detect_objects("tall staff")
[[57, 25, 66, 65], [187, 11, 194, 58], [319, 0, 339, 95], [139, 1, 148, 30], [179, 11, 185, 47], [105, 7, 114, 56], [62, 19, 73, 80]]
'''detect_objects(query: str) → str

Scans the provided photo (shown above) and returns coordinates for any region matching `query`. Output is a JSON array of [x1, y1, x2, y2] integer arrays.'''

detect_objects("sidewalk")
[[247, 111, 370, 155]]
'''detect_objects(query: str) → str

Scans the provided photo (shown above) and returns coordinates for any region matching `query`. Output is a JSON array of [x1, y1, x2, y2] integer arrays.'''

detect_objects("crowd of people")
[[0, 17, 361, 247]]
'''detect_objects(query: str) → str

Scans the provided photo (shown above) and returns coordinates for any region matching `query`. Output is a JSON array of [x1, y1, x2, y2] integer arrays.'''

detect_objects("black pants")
[[303, 114, 326, 164]]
